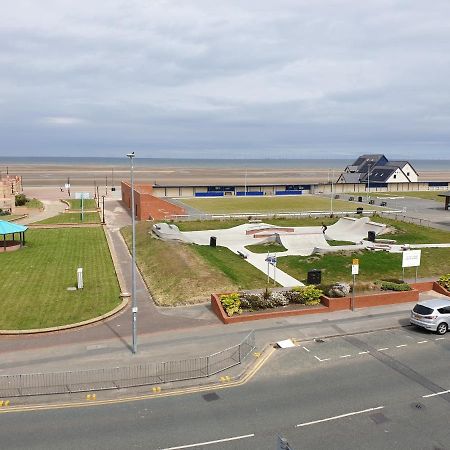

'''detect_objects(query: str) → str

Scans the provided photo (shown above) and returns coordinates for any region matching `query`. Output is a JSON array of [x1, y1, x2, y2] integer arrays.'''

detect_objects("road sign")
[[352, 264, 359, 275], [402, 250, 421, 268], [265, 255, 277, 266]]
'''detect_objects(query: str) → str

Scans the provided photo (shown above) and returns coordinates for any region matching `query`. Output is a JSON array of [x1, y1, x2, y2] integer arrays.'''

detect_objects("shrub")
[[438, 274, 450, 291], [288, 285, 323, 305], [240, 293, 260, 310], [284, 290, 303, 304], [378, 280, 411, 291], [0, 209, 11, 216], [15, 194, 27, 206], [270, 291, 289, 307], [220, 293, 242, 317]]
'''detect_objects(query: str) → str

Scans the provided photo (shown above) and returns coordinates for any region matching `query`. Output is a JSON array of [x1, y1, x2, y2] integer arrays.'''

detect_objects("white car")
[[410, 298, 450, 335]]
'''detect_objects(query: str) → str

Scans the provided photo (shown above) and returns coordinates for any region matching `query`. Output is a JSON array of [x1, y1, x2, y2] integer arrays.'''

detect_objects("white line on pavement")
[[396, 344, 407, 348], [423, 390, 450, 398], [417, 341, 428, 344], [358, 351, 369, 355], [161, 434, 255, 449], [377, 348, 389, 351], [435, 337, 445, 341], [340, 355, 352, 358], [302, 346, 310, 352], [314, 355, 330, 362], [296, 406, 384, 428]]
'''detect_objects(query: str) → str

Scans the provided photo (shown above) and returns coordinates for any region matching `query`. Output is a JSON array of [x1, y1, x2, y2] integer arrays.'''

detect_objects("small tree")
[[15, 194, 27, 206]]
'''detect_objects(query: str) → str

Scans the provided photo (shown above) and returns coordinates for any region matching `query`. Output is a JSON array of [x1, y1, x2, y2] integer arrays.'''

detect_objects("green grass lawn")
[[25, 198, 44, 209], [1, 214, 22, 221], [245, 242, 287, 253], [0, 228, 120, 329], [373, 191, 446, 202], [180, 195, 382, 214], [36, 212, 101, 224], [121, 222, 270, 305], [66, 198, 98, 210], [277, 247, 450, 284]]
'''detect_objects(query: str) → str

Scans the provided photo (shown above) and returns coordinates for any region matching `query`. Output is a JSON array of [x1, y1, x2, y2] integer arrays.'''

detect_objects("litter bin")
[[358, 196, 363, 202], [356, 207, 364, 214], [307, 269, 322, 285], [368, 231, 376, 242], [369, 199, 374, 204], [210, 236, 217, 247], [349, 196, 354, 201]]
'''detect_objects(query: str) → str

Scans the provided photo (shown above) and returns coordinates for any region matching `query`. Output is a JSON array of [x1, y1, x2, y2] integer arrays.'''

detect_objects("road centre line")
[[396, 344, 407, 348], [377, 348, 389, 351], [340, 355, 352, 358], [435, 337, 445, 341], [296, 406, 384, 428], [417, 340, 428, 344], [358, 351, 369, 354], [302, 346, 310, 352], [423, 389, 450, 398], [161, 434, 255, 449]]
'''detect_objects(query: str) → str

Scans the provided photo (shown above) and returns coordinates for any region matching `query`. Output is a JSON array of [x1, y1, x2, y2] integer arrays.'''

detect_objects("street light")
[[367, 164, 371, 201], [127, 151, 137, 354], [101, 195, 105, 224]]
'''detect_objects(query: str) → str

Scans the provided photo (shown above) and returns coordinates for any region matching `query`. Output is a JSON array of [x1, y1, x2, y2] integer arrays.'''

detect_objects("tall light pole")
[[101, 195, 105, 224], [127, 151, 137, 354], [329, 168, 334, 216], [367, 164, 371, 201]]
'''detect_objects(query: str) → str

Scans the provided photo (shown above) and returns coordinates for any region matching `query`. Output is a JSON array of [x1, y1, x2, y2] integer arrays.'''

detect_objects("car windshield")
[[413, 304, 434, 315]]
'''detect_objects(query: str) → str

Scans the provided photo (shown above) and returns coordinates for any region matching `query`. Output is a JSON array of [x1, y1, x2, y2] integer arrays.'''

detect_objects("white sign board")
[[352, 264, 359, 275], [77, 267, 83, 289], [75, 192, 90, 200], [64, 183, 70, 189], [402, 250, 421, 268]]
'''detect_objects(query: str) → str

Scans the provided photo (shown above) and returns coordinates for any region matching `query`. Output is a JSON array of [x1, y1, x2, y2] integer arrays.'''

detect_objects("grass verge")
[[0, 228, 120, 329], [36, 212, 101, 224], [245, 243, 287, 253], [66, 198, 98, 210]]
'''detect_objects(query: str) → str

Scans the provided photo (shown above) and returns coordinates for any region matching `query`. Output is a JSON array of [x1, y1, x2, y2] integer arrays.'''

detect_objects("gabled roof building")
[[337, 154, 418, 185]]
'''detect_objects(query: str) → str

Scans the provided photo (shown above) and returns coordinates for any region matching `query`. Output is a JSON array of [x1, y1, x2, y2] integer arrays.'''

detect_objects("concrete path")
[[16, 200, 66, 225]]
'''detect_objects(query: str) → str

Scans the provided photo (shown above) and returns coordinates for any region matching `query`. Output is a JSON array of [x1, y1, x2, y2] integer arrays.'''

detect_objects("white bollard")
[[77, 267, 84, 289]]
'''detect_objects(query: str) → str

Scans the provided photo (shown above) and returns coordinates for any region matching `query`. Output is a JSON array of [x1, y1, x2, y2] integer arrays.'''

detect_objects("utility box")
[[307, 269, 322, 285], [356, 207, 364, 214], [210, 236, 217, 247], [368, 231, 376, 242], [77, 267, 84, 289]]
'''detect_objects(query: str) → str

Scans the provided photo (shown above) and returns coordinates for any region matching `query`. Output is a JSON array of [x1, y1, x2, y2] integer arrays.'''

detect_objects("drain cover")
[[370, 412, 390, 424], [314, 339, 325, 343], [411, 402, 426, 410], [202, 392, 220, 402]]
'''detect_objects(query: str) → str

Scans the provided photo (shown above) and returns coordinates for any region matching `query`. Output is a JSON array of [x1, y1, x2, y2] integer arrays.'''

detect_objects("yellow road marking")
[[0, 347, 275, 415]]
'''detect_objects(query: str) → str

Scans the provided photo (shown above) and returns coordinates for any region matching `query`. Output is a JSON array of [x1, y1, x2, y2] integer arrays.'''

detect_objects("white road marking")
[[161, 434, 255, 449], [296, 406, 384, 428], [396, 344, 407, 348], [423, 389, 450, 398], [377, 348, 389, 351], [314, 355, 330, 362], [340, 355, 352, 358], [302, 346, 310, 352], [435, 337, 445, 341], [358, 351, 369, 355], [417, 340, 428, 344]]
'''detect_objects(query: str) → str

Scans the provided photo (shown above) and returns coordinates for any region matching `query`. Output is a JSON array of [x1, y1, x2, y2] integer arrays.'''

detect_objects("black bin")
[[358, 196, 363, 202], [307, 269, 322, 285], [369, 199, 374, 204], [111, 187, 116, 192], [356, 207, 364, 214], [368, 231, 376, 242], [210, 236, 217, 247]]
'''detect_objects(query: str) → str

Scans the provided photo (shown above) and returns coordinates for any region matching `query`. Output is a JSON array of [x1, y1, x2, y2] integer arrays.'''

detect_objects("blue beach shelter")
[[0, 220, 28, 252]]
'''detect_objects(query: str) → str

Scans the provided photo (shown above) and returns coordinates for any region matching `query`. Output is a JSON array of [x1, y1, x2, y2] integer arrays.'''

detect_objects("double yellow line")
[[0, 347, 275, 415]]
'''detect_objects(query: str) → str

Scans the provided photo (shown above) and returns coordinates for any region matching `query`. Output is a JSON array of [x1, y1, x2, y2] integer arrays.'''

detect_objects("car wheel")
[[436, 323, 448, 335]]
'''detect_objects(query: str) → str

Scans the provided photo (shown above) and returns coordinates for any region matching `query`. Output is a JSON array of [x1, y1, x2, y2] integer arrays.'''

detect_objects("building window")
[[393, 174, 397, 179], [407, 172, 410, 176]]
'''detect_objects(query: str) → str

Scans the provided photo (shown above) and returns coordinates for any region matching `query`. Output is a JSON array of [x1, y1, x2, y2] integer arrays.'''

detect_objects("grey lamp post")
[[127, 151, 137, 354]]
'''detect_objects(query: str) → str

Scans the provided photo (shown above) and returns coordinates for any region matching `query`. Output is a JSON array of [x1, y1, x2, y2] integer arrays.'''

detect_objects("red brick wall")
[[121, 181, 186, 220]]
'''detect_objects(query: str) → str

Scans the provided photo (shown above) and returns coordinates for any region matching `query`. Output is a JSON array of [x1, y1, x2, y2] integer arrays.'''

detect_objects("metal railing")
[[0, 331, 256, 397]]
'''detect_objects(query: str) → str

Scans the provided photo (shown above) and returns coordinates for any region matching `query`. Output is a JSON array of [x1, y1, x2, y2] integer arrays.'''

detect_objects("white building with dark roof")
[[337, 154, 418, 185]]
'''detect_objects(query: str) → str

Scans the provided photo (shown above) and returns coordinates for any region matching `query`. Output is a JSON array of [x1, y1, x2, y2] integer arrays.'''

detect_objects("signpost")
[[402, 249, 421, 282], [265, 253, 278, 285], [351, 258, 359, 311]]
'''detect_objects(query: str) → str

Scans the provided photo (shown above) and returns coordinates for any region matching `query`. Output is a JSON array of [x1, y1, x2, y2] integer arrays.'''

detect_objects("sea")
[[0, 156, 449, 171]]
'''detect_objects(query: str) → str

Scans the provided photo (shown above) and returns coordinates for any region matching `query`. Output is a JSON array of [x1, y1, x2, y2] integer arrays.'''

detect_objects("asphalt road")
[[2, 326, 450, 449]]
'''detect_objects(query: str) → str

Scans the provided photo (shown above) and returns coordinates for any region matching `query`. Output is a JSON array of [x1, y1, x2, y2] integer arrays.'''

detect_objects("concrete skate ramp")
[[326, 217, 386, 243], [279, 233, 330, 256], [152, 223, 192, 243]]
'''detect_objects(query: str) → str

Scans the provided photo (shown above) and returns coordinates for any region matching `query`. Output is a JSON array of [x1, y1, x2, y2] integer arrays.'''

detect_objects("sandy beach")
[[2, 162, 449, 189]]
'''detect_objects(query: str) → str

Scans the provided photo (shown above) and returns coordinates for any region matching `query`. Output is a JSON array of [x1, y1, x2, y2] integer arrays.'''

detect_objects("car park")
[[410, 298, 450, 335]]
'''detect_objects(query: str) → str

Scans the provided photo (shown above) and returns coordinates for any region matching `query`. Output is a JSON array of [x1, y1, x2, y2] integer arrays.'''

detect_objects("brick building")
[[121, 181, 186, 220], [0, 175, 22, 213]]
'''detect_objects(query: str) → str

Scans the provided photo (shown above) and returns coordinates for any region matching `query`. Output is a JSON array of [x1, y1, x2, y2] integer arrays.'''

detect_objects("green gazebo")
[[0, 220, 28, 252]]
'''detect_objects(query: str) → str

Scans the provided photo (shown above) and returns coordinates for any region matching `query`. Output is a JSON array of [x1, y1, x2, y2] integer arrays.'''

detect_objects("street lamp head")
[[126, 152, 135, 159]]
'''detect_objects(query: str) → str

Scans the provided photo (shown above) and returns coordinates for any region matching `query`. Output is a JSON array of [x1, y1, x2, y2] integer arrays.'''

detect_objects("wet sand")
[[3, 163, 449, 188]]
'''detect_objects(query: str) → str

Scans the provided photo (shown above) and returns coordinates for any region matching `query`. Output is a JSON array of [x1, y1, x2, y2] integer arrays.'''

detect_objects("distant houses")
[[337, 154, 418, 186]]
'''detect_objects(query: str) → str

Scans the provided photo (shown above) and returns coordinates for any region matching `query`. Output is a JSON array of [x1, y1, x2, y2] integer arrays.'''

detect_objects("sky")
[[1, 0, 450, 159]]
